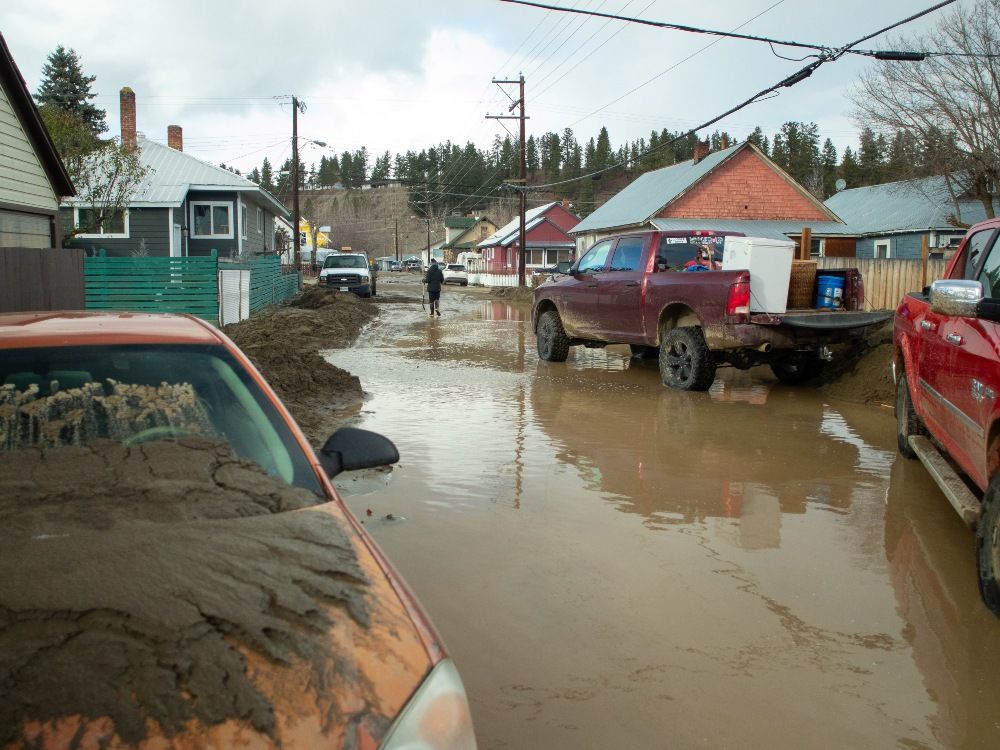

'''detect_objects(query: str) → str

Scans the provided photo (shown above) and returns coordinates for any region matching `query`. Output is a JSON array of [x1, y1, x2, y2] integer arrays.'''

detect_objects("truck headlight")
[[380, 659, 477, 749], [359, 275, 370, 283]]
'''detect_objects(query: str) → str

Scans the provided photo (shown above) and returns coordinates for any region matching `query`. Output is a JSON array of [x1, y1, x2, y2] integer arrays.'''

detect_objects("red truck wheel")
[[659, 327, 716, 391], [537, 310, 570, 362], [976, 479, 1000, 617], [895, 371, 925, 459]]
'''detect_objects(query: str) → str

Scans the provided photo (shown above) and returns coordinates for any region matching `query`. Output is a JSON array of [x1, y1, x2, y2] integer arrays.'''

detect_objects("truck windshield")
[[324, 256, 367, 269]]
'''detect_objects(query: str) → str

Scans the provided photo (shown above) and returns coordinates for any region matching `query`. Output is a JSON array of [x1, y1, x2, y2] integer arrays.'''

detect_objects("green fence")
[[85, 252, 302, 325], [85, 251, 220, 325]]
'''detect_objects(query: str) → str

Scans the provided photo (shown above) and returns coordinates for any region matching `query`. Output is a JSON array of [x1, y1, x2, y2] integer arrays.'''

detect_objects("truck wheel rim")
[[666, 343, 692, 382]]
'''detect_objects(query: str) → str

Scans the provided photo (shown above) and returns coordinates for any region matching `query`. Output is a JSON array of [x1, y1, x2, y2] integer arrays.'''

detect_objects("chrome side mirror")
[[929, 279, 983, 317]]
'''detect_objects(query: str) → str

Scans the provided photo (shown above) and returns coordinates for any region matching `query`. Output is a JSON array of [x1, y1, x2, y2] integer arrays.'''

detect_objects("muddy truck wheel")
[[769, 351, 825, 385], [895, 371, 925, 459], [537, 310, 570, 362], [659, 327, 716, 391], [976, 477, 1000, 617]]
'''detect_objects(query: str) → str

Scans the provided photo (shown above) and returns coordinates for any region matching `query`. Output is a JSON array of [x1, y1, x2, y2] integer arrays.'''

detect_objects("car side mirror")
[[317, 427, 399, 478], [555, 261, 572, 275], [656, 256, 668, 271], [929, 279, 983, 317]]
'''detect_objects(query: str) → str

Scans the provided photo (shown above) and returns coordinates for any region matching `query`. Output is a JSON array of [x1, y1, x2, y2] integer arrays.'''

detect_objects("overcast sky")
[[2, 0, 956, 178]]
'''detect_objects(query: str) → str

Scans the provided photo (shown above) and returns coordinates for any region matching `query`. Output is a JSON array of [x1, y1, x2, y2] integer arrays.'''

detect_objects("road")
[[327, 276, 1000, 750]]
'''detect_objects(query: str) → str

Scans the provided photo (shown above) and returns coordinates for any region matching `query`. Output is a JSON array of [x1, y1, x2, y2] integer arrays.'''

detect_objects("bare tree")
[[851, 0, 1000, 220]]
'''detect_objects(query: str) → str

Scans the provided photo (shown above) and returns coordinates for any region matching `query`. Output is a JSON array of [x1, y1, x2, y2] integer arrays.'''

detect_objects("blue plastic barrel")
[[815, 275, 845, 309]]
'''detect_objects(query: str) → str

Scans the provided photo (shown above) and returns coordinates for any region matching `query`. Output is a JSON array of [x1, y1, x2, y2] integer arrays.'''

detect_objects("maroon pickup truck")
[[532, 230, 889, 390], [894, 216, 1000, 616]]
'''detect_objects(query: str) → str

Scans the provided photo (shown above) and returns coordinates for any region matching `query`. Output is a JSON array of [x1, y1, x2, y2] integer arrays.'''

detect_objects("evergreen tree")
[[248, 167, 261, 185], [259, 157, 275, 193], [820, 139, 838, 198], [340, 151, 354, 188], [747, 126, 769, 155], [541, 132, 561, 183], [371, 150, 392, 185], [34, 46, 107, 136], [857, 127, 886, 186], [593, 127, 612, 172], [886, 129, 921, 181], [840, 147, 862, 189], [526, 135, 539, 173]]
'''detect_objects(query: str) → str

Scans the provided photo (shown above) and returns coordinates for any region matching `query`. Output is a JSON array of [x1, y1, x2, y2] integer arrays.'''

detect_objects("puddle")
[[327, 280, 1000, 750]]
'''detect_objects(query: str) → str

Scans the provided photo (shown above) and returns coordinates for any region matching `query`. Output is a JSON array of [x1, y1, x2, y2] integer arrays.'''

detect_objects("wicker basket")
[[787, 260, 817, 309]]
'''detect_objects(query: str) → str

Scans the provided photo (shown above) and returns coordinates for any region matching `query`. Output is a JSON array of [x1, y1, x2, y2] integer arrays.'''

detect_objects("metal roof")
[[63, 136, 287, 217], [444, 215, 477, 229], [571, 144, 744, 235], [650, 217, 856, 240], [824, 175, 997, 236], [478, 202, 556, 247]]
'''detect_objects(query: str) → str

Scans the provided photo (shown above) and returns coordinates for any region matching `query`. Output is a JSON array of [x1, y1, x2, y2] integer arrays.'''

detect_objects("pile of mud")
[[819, 321, 895, 406], [0, 437, 369, 745], [488, 286, 534, 303], [225, 288, 378, 444]]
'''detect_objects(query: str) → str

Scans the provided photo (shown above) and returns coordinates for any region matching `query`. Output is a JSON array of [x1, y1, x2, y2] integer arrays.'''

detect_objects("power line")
[[522, 0, 958, 192]]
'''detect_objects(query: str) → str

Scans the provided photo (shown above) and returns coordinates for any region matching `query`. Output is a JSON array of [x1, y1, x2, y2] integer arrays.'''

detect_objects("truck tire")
[[895, 371, 925, 459], [976, 477, 1000, 617], [769, 352, 825, 385], [537, 310, 570, 362], [659, 327, 716, 391]]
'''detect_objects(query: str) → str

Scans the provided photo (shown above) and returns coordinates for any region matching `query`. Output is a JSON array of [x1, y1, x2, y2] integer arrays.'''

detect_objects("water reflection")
[[477, 301, 526, 322]]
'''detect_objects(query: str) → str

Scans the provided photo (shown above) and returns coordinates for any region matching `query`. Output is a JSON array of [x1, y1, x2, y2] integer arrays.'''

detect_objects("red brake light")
[[726, 275, 751, 317]]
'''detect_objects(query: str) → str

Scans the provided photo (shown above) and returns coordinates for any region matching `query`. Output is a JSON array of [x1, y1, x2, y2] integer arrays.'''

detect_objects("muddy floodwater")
[[327, 278, 1000, 750]]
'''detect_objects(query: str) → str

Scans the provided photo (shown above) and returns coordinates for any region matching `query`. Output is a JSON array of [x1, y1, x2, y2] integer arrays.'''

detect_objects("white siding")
[[0, 82, 59, 211]]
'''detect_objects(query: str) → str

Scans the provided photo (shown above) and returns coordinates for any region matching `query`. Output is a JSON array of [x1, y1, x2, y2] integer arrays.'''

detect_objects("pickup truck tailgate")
[[751, 311, 892, 330]]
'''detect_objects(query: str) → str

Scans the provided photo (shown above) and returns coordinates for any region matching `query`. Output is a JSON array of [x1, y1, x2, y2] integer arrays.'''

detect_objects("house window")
[[257, 208, 264, 233], [241, 205, 248, 239], [528, 248, 545, 265], [874, 240, 891, 259], [74, 207, 129, 238], [190, 201, 233, 239]]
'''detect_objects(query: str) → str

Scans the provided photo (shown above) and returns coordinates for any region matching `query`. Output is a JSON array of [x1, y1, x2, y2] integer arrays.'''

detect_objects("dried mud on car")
[[0, 436, 374, 747]]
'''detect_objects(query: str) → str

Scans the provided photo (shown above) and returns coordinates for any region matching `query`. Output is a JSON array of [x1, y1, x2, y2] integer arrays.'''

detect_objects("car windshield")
[[324, 256, 367, 269], [0, 343, 322, 494]]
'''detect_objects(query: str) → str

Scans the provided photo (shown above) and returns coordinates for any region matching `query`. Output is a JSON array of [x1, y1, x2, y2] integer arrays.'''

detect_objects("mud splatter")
[[0, 439, 370, 746]]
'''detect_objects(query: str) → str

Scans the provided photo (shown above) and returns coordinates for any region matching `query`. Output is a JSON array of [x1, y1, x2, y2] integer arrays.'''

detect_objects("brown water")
[[328, 280, 1000, 750]]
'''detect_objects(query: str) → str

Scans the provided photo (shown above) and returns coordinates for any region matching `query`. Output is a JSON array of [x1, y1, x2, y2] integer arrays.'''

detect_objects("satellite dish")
[[835, 178, 847, 191]]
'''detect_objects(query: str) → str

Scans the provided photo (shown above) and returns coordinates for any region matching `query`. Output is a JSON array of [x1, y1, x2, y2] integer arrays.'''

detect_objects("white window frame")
[[190, 201, 234, 239], [256, 207, 264, 233], [73, 207, 130, 238], [874, 240, 891, 259], [938, 234, 965, 249], [240, 204, 248, 239]]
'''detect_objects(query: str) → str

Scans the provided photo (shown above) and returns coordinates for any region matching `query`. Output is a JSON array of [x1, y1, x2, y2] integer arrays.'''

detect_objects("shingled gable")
[[572, 141, 839, 236]]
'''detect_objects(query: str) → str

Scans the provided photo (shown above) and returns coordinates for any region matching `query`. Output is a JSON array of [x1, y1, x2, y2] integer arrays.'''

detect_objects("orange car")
[[0, 311, 476, 749]]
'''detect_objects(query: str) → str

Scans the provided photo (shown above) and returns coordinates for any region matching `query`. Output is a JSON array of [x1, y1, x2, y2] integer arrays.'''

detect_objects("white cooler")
[[721, 236, 795, 314]]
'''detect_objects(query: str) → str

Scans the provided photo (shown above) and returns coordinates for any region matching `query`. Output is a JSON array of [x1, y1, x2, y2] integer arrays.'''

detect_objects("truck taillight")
[[726, 277, 750, 318]]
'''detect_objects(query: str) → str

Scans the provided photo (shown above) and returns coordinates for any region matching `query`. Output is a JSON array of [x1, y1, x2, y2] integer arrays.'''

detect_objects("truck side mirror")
[[555, 261, 572, 275], [929, 279, 983, 317], [317, 427, 399, 478]]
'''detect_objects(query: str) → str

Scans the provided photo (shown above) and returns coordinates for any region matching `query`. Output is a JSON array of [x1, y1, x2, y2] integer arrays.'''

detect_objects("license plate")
[[340, 287, 348, 292]]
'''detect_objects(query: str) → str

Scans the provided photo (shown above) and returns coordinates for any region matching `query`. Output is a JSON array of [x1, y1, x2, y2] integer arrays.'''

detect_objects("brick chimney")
[[692, 139, 710, 164], [720, 133, 729, 149], [167, 124, 183, 151], [120, 87, 137, 151]]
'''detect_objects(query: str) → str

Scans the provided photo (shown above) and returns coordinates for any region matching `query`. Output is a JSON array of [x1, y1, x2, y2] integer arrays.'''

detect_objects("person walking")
[[424, 258, 444, 316]]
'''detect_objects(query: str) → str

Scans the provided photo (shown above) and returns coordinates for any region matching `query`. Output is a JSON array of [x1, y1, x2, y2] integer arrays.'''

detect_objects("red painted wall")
[[545, 203, 581, 233], [660, 148, 831, 221]]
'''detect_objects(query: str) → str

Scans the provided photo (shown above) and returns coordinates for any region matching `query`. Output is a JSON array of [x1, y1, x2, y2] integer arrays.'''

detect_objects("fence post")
[[799, 227, 812, 261], [920, 235, 930, 290]]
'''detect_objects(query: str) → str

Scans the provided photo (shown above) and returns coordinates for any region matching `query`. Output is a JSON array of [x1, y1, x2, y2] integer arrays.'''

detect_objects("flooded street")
[[327, 278, 1000, 750]]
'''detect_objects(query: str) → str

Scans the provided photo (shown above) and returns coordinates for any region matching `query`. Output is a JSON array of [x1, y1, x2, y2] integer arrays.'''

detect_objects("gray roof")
[[824, 175, 998, 236], [572, 144, 744, 235], [651, 217, 855, 240], [63, 135, 287, 216], [478, 202, 556, 247]]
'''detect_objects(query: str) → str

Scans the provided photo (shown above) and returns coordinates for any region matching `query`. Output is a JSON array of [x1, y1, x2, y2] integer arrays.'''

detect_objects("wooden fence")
[[816, 257, 949, 311], [0, 247, 84, 313], [85, 250, 220, 324]]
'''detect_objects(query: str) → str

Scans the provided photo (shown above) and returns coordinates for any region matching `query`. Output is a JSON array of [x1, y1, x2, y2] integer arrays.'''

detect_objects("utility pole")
[[291, 97, 305, 277], [394, 217, 399, 262], [487, 75, 528, 286]]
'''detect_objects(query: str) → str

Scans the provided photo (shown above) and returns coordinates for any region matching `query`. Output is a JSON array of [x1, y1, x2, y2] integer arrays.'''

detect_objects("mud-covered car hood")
[[0, 439, 432, 749]]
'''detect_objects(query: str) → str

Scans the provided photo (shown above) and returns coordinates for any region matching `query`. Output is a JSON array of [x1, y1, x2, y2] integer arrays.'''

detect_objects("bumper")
[[320, 277, 371, 296]]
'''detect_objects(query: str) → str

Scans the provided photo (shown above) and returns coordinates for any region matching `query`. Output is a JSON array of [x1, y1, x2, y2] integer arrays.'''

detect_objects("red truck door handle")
[[586, 283, 598, 288], [920, 320, 935, 331], [947, 333, 964, 346], [624, 281, 640, 287]]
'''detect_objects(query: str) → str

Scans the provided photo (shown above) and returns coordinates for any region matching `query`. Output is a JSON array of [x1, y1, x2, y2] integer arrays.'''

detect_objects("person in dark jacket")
[[424, 258, 444, 316]]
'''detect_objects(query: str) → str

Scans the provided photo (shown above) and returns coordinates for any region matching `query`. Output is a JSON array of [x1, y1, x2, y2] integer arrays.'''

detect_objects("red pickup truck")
[[532, 229, 889, 390], [894, 216, 1000, 616]]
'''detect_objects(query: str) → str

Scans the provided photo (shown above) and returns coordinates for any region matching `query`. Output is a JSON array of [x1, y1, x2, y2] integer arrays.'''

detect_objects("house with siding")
[[824, 174, 998, 259], [477, 201, 579, 274], [571, 141, 855, 257], [0, 32, 75, 248], [61, 88, 287, 258], [440, 214, 496, 262]]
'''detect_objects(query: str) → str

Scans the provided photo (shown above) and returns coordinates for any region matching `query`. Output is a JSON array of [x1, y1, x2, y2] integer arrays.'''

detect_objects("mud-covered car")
[[0, 311, 476, 749]]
